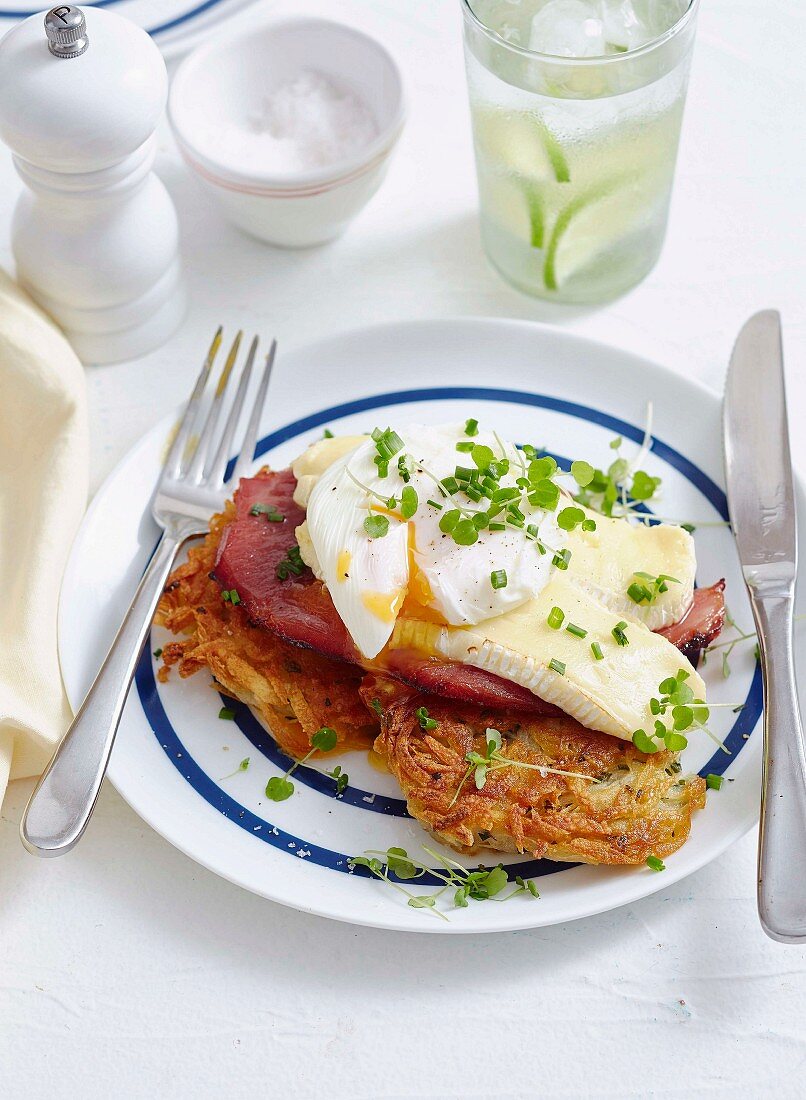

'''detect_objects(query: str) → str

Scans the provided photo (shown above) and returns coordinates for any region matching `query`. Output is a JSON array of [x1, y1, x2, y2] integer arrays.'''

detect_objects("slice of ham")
[[657, 579, 726, 663], [213, 471, 726, 713]]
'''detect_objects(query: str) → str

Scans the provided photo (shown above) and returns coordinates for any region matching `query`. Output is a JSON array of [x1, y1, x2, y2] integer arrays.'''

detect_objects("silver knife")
[[723, 309, 806, 943]]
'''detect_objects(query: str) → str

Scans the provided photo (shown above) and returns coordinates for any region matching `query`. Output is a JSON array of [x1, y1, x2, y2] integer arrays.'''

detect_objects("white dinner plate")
[[0, 1, 257, 57], [60, 318, 787, 933]]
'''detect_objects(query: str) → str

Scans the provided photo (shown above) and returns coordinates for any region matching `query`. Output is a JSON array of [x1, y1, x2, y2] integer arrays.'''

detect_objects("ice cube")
[[529, 0, 606, 58], [600, 0, 689, 52]]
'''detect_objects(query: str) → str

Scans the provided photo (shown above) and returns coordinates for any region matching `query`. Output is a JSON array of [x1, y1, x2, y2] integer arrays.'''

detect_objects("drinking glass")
[[462, 0, 700, 303]]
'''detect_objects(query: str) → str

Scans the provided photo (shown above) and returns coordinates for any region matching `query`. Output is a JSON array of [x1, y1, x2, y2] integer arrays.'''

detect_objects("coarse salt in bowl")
[[169, 17, 405, 247]]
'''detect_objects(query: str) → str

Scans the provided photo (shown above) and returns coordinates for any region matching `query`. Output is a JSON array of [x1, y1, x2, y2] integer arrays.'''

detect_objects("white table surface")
[[2, 1, 806, 1096]]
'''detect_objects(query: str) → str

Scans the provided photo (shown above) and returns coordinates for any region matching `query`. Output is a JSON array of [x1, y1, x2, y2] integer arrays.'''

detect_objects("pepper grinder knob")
[[0, 5, 186, 364], [44, 6, 89, 58]]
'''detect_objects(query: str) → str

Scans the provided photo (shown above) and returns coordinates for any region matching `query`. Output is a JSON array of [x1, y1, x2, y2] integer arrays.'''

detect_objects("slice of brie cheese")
[[391, 571, 704, 741]]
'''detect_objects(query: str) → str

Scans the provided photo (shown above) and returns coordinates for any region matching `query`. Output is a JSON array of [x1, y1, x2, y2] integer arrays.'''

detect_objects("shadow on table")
[[159, 151, 608, 337], [1, 775, 697, 990]]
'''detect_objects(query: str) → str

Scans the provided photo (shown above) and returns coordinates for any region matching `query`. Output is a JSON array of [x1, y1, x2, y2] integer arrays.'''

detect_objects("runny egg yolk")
[[336, 549, 351, 582], [361, 589, 405, 623], [401, 523, 445, 625]]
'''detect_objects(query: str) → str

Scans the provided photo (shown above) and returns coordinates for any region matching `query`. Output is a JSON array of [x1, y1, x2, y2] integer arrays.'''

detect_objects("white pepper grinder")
[[0, 6, 186, 364]]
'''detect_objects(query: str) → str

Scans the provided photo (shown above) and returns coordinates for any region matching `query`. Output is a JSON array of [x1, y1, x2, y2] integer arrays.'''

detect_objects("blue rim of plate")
[[1, 1, 237, 37], [135, 386, 763, 886]]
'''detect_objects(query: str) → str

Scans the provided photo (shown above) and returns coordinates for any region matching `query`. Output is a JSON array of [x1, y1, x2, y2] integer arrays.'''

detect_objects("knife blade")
[[723, 309, 806, 944], [724, 310, 796, 582]]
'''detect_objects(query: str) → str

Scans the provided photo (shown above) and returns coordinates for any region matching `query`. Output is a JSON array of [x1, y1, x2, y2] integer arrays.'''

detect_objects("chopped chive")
[[456, 441, 474, 453], [552, 548, 571, 571], [416, 706, 438, 731], [426, 498, 443, 510], [591, 641, 604, 660], [490, 569, 508, 590], [612, 621, 629, 646], [646, 855, 666, 872], [548, 658, 566, 675], [323, 428, 334, 438], [547, 606, 564, 630], [489, 521, 506, 531], [218, 706, 236, 721], [464, 418, 479, 436], [153, 647, 163, 659], [566, 622, 587, 639], [370, 698, 383, 717], [706, 773, 724, 790]]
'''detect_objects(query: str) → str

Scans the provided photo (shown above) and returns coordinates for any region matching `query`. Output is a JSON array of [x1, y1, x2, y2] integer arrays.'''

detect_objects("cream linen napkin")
[[0, 269, 88, 808]]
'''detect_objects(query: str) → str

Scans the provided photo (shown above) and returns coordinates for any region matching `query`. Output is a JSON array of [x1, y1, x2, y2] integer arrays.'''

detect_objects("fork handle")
[[21, 525, 197, 856], [752, 591, 806, 942]]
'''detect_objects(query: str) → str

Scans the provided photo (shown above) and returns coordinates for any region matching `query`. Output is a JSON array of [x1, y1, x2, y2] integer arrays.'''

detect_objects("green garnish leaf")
[[386, 846, 419, 880], [370, 698, 383, 717], [311, 726, 338, 752], [557, 506, 586, 532], [632, 728, 658, 754], [646, 855, 666, 872], [265, 776, 294, 801], [630, 470, 661, 501], [408, 895, 437, 910], [452, 519, 479, 546], [570, 460, 595, 487], [439, 508, 461, 533], [364, 514, 390, 539], [400, 485, 418, 519]]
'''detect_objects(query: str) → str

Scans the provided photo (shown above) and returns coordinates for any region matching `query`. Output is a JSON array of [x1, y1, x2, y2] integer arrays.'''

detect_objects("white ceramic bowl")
[[169, 17, 405, 247]]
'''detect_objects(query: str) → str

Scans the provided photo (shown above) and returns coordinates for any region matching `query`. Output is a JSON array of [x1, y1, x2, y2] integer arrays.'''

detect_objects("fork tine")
[[164, 326, 222, 479], [186, 330, 242, 483], [206, 335, 259, 486], [231, 339, 277, 485]]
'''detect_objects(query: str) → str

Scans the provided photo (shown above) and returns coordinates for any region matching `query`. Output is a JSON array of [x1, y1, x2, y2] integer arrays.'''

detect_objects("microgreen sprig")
[[632, 670, 739, 756], [349, 844, 539, 920], [449, 727, 598, 809], [265, 726, 344, 801]]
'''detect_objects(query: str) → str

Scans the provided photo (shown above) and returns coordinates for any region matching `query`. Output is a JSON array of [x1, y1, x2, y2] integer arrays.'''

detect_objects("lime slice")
[[479, 172, 546, 250], [543, 178, 641, 291], [524, 185, 545, 249], [474, 108, 570, 184]]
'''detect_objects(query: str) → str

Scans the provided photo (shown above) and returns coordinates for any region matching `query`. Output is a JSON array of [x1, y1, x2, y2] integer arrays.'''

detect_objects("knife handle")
[[751, 592, 806, 942]]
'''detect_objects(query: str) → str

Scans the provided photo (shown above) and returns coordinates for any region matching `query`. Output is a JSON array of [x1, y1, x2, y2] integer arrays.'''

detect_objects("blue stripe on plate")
[[1, 0, 231, 36], [137, 386, 761, 883]]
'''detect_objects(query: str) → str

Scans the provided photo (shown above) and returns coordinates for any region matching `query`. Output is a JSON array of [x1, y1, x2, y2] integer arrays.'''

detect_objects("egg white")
[[303, 424, 566, 658]]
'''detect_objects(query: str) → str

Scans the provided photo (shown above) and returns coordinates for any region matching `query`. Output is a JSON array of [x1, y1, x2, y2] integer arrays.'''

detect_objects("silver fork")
[[21, 330, 277, 857]]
